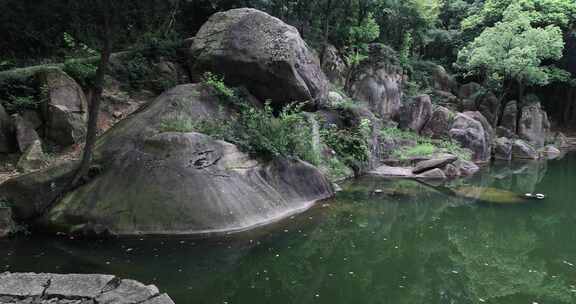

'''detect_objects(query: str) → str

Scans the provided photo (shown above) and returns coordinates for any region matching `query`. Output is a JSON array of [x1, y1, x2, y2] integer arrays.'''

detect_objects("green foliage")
[[321, 119, 371, 172], [5, 95, 39, 112], [456, 3, 565, 93], [62, 60, 98, 88], [381, 127, 472, 160], [62, 32, 97, 59], [201, 72, 236, 102]]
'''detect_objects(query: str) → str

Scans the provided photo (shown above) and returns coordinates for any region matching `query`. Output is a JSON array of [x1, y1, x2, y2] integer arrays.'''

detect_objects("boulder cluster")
[[0, 8, 570, 237]]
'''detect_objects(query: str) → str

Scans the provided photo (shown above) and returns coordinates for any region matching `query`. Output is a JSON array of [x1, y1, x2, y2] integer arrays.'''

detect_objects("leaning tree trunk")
[[72, 9, 113, 186]]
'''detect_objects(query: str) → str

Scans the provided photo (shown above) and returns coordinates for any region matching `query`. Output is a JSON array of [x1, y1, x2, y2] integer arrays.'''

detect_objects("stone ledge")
[[0, 273, 175, 304]]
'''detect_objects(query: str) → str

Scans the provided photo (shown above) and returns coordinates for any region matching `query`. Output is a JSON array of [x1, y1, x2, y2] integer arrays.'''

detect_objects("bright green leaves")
[[456, 3, 565, 92]]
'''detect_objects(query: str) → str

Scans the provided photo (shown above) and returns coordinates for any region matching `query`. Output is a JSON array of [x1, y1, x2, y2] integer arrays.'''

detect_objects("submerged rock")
[[0, 273, 175, 304], [40, 84, 333, 236], [190, 8, 328, 108], [451, 186, 531, 204]]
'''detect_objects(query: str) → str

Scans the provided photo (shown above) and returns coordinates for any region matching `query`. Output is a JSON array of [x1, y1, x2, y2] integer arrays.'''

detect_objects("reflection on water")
[[1, 154, 576, 304]]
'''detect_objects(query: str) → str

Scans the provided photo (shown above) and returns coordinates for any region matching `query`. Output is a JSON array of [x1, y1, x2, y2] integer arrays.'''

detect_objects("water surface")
[[2, 153, 576, 304]]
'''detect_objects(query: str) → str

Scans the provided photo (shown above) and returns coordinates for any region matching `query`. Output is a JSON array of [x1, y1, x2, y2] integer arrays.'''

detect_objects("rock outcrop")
[[449, 112, 492, 163], [39, 68, 88, 146], [38, 84, 333, 236], [190, 8, 328, 108], [501, 100, 517, 133], [518, 102, 550, 149], [347, 44, 404, 119], [0, 273, 175, 304], [421, 106, 455, 139], [398, 95, 432, 133], [321, 44, 347, 87]]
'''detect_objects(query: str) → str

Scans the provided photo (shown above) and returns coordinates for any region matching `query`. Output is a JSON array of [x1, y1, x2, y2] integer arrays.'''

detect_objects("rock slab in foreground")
[[0, 272, 174, 304]]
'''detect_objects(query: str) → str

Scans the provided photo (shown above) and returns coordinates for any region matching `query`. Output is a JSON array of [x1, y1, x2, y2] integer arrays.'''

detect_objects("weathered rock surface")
[[41, 84, 333, 236], [321, 44, 347, 87], [412, 155, 457, 174], [190, 8, 328, 107], [398, 95, 432, 133], [38, 68, 88, 146], [518, 102, 550, 149], [348, 44, 403, 119], [501, 100, 517, 133], [512, 139, 539, 160], [0, 273, 174, 304], [493, 137, 513, 161], [454, 159, 480, 176], [16, 139, 46, 172], [12, 114, 41, 153], [431, 65, 456, 93], [421, 106, 455, 139], [0, 104, 16, 153], [542, 145, 561, 160], [449, 112, 492, 163], [368, 166, 414, 178], [0, 208, 14, 238], [0, 161, 79, 221], [416, 168, 447, 179]]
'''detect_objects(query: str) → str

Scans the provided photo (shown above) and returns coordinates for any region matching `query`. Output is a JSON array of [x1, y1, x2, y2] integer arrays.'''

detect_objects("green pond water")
[[2, 153, 576, 304]]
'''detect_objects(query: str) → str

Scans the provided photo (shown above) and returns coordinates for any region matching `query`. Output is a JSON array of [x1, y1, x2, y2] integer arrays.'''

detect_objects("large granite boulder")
[[347, 44, 404, 119], [519, 102, 550, 149], [39, 84, 333, 236], [449, 112, 493, 163], [0, 103, 16, 153], [38, 68, 88, 146], [421, 106, 455, 139], [190, 8, 328, 108], [321, 44, 347, 87], [397, 95, 432, 133], [0, 273, 175, 304]]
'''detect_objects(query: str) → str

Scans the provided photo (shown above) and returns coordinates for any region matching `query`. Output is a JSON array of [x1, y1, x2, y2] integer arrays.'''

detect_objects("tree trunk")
[[71, 5, 113, 186]]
